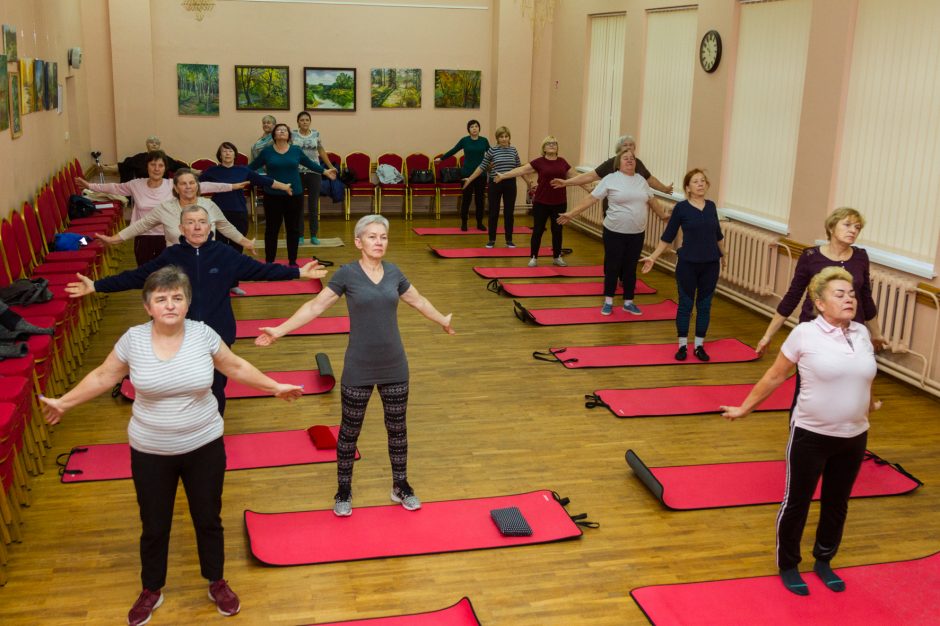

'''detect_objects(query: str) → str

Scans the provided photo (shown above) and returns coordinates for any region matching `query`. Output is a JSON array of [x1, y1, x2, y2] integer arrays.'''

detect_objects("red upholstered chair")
[[0, 375, 46, 474], [344, 152, 376, 219], [434, 154, 462, 219], [0, 401, 28, 549], [325, 152, 342, 171], [235, 152, 249, 166], [53, 171, 122, 231], [376, 153, 406, 216], [405, 153, 437, 218], [190, 158, 217, 172]]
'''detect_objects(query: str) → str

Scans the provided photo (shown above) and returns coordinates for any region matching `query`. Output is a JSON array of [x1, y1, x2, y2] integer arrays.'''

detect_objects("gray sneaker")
[[230, 287, 247, 296], [333, 497, 352, 517], [622, 302, 642, 315], [390, 485, 422, 511], [527, 257, 538, 267], [553, 256, 568, 267]]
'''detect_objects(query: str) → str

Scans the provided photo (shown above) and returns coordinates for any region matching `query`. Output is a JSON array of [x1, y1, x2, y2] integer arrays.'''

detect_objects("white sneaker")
[[553, 256, 568, 267], [527, 257, 538, 267]]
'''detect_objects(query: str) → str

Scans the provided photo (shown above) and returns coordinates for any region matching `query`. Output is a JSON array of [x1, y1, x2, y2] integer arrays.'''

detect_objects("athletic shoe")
[[622, 302, 642, 315], [298, 236, 305, 245], [694, 346, 711, 362], [601, 303, 613, 316], [485, 241, 495, 249], [127, 589, 163, 626], [460, 223, 468, 232], [229, 287, 246, 296], [477, 223, 486, 231], [333, 497, 352, 517], [553, 256, 568, 267], [208, 580, 241, 617], [675, 345, 688, 361], [310, 236, 321, 245], [527, 257, 538, 267], [390, 483, 422, 511], [506, 242, 516, 248]]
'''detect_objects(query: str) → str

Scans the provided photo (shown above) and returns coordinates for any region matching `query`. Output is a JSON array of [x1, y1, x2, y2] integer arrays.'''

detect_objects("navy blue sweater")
[[95, 236, 299, 344], [200, 165, 275, 214], [660, 200, 724, 263]]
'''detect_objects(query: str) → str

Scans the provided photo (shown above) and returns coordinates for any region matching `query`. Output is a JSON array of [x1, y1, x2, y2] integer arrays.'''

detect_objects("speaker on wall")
[[68, 47, 82, 69]]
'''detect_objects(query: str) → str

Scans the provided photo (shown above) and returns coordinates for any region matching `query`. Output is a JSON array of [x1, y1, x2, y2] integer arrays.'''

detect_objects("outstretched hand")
[[556, 213, 573, 226], [299, 260, 328, 280], [96, 232, 121, 246], [461, 178, 470, 189], [66, 273, 95, 298], [254, 327, 282, 347], [441, 313, 456, 335], [550, 177, 568, 189], [232, 181, 251, 190], [719, 405, 748, 421], [39, 395, 66, 425], [75, 177, 91, 191], [639, 256, 655, 274], [755, 336, 771, 357], [274, 383, 304, 402], [324, 169, 337, 181], [243, 239, 258, 257]]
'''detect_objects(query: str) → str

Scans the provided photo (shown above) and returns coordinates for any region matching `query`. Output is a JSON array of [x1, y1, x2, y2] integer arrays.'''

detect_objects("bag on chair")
[[0, 278, 53, 306], [439, 167, 462, 184], [409, 169, 434, 185], [68, 194, 97, 219]]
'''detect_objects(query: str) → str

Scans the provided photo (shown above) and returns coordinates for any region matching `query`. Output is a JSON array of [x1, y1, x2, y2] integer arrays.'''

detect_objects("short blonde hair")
[[824, 207, 865, 240], [540, 135, 558, 156], [615, 145, 636, 166], [495, 126, 511, 141], [807, 266, 854, 313]]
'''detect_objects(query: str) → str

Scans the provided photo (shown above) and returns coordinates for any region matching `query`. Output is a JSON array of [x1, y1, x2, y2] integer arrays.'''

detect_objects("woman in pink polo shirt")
[[720, 266, 878, 597]]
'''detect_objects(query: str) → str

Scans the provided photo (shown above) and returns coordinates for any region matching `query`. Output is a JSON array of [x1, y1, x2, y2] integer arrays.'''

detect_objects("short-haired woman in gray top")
[[40, 267, 304, 626], [256, 215, 455, 517]]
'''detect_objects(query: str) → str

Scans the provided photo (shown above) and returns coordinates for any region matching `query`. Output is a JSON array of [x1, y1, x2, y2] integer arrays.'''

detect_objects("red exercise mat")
[[413, 226, 531, 235], [119, 353, 335, 400], [540, 338, 758, 370], [474, 265, 604, 278], [490, 279, 656, 297], [625, 449, 922, 510], [631, 551, 940, 625], [588, 378, 795, 418], [514, 299, 678, 325], [232, 279, 323, 297], [245, 489, 584, 566], [312, 597, 480, 625], [235, 316, 350, 339], [272, 258, 332, 267], [58, 427, 355, 483], [430, 246, 572, 258]]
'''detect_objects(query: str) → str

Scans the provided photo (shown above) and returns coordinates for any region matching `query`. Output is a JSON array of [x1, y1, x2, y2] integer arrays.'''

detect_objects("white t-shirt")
[[592, 171, 653, 234], [115, 319, 223, 455], [780, 316, 876, 438], [292, 129, 322, 173]]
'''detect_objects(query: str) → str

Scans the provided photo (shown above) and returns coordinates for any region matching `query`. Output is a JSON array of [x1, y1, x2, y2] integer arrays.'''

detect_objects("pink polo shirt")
[[780, 316, 876, 438]]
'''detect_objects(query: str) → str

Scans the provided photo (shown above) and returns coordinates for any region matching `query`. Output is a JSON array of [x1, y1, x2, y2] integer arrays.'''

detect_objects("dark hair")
[[467, 119, 481, 133], [215, 142, 239, 162], [171, 168, 200, 199], [142, 265, 192, 305], [271, 123, 292, 142], [297, 111, 312, 122], [146, 150, 168, 167]]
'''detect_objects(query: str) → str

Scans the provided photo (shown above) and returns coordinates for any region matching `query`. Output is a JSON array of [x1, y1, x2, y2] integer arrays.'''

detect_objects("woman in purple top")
[[254, 215, 454, 518], [756, 208, 886, 355], [495, 136, 586, 267]]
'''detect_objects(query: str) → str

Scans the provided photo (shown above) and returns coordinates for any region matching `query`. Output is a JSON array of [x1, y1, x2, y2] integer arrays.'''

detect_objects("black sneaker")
[[694, 346, 710, 362], [675, 346, 688, 361]]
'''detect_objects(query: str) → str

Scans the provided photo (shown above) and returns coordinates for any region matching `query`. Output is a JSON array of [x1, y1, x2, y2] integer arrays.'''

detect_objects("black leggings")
[[262, 193, 302, 264], [776, 426, 868, 570], [299, 171, 322, 238], [487, 179, 517, 242], [530, 201, 565, 258], [461, 176, 486, 227], [336, 381, 410, 497], [674, 259, 720, 338], [602, 228, 645, 299], [216, 211, 248, 254]]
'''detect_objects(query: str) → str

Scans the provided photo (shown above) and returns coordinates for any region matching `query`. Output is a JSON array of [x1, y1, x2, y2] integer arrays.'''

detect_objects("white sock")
[[694, 336, 705, 348], [624, 299, 634, 306], [678, 337, 688, 348], [604, 297, 614, 305]]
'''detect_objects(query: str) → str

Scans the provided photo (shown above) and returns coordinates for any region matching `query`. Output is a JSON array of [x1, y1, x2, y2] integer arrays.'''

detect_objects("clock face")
[[700, 30, 721, 73]]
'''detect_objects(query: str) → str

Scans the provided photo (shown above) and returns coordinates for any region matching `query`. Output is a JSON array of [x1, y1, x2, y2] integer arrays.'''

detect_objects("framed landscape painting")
[[434, 69, 482, 109], [178, 63, 219, 115], [2, 25, 16, 62], [34, 59, 45, 111], [19, 58, 32, 114], [371, 68, 421, 108], [303, 67, 355, 111], [0, 56, 8, 131], [9, 68, 22, 138], [235, 65, 289, 110]]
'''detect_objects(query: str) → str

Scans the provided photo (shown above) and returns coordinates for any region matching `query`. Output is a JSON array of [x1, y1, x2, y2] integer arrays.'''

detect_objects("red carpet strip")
[[235, 316, 350, 339], [625, 449, 922, 510], [311, 597, 480, 625], [515, 299, 677, 325], [491, 279, 655, 297], [539, 338, 757, 369]]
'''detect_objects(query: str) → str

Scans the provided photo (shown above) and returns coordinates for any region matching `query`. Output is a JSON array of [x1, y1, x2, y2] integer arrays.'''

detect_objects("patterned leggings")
[[336, 381, 410, 497]]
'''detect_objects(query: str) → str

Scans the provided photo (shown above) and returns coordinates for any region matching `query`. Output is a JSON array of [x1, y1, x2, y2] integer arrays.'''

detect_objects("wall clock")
[[700, 30, 721, 73]]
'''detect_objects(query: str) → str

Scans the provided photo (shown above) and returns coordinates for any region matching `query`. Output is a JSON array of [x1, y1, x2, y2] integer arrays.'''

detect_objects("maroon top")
[[777, 245, 878, 323], [530, 157, 571, 205]]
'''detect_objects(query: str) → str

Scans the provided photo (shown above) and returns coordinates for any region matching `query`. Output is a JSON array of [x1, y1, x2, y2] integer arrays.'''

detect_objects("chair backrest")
[[235, 152, 249, 166], [36, 187, 61, 233], [434, 154, 458, 180], [377, 153, 404, 170], [8, 209, 37, 275], [0, 219, 24, 284], [22, 201, 51, 259], [51, 174, 70, 218], [405, 153, 431, 174], [326, 152, 342, 169], [345, 152, 372, 182], [191, 158, 217, 171], [72, 158, 85, 180], [34, 194, 61, 248]]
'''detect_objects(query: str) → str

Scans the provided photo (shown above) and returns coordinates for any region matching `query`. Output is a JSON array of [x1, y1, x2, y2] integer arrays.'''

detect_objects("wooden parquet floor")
[[1, 215, 937, 625]]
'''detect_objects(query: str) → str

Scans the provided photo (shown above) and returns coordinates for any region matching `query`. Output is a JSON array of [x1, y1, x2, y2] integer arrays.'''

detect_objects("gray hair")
[[261, 115, 276, 124], [354, 214, 390, 239], [179, 204, 209, 223], [142, 265, 191, 305], [615, 134, 636, 151], [146, 135, 160, 144]]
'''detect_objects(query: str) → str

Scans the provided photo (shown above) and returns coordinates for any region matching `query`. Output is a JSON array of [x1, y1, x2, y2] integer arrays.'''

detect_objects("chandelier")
[[181, 0, 215, 21]]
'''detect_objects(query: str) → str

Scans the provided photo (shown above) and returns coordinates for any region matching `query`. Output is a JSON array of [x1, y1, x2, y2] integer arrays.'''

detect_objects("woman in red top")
[[495, 136, 586, 266]]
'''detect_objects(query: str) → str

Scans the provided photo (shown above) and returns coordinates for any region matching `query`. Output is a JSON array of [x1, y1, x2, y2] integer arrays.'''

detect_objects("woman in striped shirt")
[[462, 126, 527, 248]]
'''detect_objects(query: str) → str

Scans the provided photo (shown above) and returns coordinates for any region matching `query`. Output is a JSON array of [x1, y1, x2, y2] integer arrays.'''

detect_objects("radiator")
[[869, 268, 918, 353], [719, 222, 781, 297]]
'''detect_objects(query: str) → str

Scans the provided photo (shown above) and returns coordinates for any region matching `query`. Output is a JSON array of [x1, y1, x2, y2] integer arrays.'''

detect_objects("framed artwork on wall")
[[235, 65, 289, 110], [9, 68, 22, 138], [434, 69, 481, 108], [0, 56, 8, 131], [303, 67, 356, 111], [2, 25, 16, 62], [370, 68, 421, 108], [178, 63, 220, 116], [19, 58, 33, 115], [50, 62, 59, 113]]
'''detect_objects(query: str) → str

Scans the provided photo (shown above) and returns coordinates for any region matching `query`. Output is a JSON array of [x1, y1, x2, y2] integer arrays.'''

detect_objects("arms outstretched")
[[400, 286, 455, 334], [255, 288, 341, 346]]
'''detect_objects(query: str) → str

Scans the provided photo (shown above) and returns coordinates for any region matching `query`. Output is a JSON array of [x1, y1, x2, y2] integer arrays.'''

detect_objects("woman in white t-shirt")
[[39, 266, 303, 625], [720, 267, 879, 597], [557, 148, 667, 315]]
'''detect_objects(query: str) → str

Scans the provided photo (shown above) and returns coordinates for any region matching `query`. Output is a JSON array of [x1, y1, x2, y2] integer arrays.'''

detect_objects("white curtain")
[[582, 13, 626, 166]]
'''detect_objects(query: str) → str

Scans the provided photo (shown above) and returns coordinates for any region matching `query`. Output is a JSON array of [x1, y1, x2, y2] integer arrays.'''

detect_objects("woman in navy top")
[[642, 169, 727, 361], [248, 123, 336, 265]]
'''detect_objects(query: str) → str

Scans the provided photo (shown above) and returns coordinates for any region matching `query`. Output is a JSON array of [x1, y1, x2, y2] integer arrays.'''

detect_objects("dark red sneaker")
[[127, 588, 163, 626], [208, 579, 241, 617]]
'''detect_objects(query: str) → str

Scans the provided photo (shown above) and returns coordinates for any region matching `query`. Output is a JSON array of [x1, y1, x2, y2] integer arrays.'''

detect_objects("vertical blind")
[[582, 13, 626, 166], [723, 0, 811, 223], [833, 0, 940, 267], [638, 7, 698, 190]]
